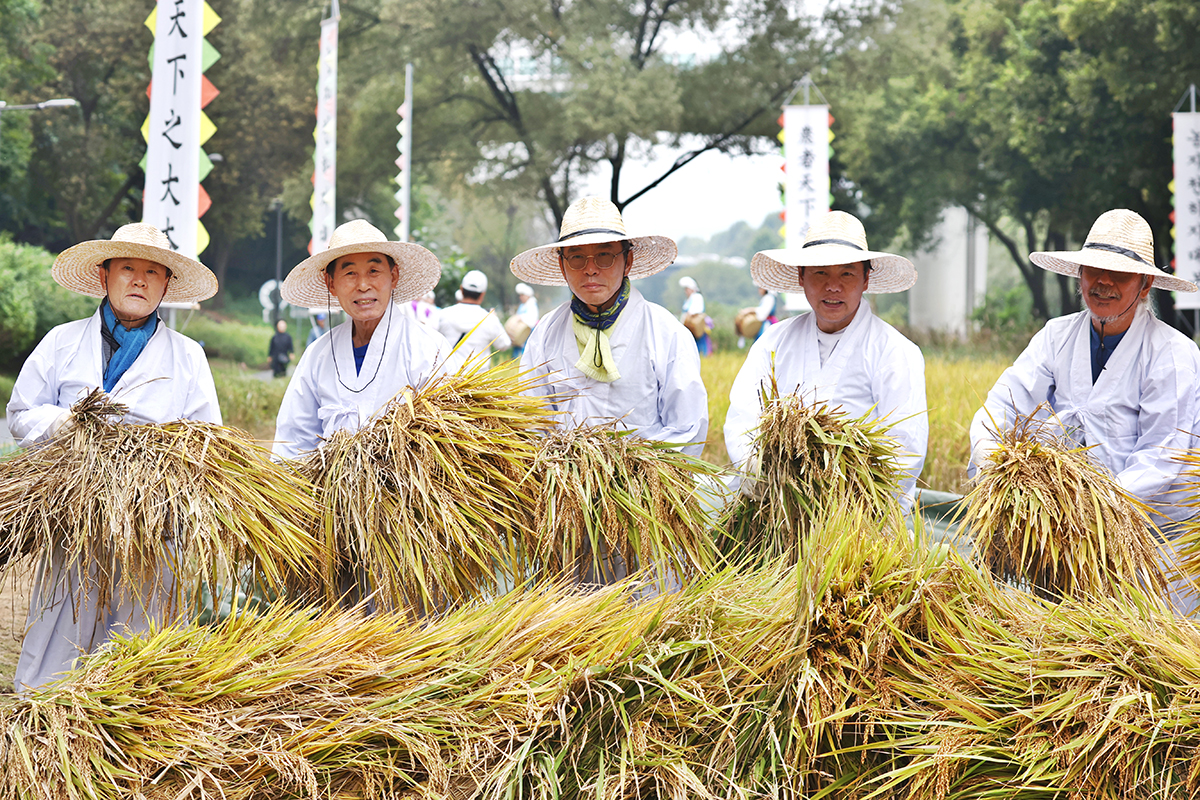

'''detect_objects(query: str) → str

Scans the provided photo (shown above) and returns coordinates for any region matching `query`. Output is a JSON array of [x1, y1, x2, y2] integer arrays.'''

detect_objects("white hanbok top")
[[517, 298, 540, 328], [438, 302, 511, 367], [7, 309, 221, 443], [970, 308, 1200, 522], [724, 302, 928, 511], [273, 301, 451, 460], [6, 308, 220, 691], [681, 292, 705, 317], [520, 288, 708, 456]]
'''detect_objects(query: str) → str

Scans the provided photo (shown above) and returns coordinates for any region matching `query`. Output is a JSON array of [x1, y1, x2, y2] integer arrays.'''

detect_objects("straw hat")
[[281, 219, 442, 309], [509, 197, 677, 286], [1030, 209, 1197, 293], [751, 211, 916, 294], [51, 223, 218, 303]]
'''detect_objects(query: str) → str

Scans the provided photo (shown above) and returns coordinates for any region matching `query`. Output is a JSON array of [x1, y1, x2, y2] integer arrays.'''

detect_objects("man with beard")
[[969, 209, 1200, 613]]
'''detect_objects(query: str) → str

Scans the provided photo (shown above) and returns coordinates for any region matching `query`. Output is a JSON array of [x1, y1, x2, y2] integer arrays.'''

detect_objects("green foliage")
[[208, 360, 286, 440], [0, 238, 95, 369], [179, 314, 272, 368]]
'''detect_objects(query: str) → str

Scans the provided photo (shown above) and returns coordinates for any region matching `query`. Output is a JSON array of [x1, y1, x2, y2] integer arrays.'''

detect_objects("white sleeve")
[[488, 311, 512, 352], [652, 324, 708, 456], [871, 340, 927, 512], [723, 335, 774, 468], [6, 334, 70, 446], [272, 355, 324, 460], [968, 325, 1057, 476], [183, 349, 222, 425]]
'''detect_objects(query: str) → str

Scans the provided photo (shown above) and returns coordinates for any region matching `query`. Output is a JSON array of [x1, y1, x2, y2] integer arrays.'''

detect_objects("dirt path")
[[0, 570, 31, 693]]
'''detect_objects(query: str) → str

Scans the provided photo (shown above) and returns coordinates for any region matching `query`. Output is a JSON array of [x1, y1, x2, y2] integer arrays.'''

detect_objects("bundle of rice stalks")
[[962, 409, 1166, 603], [299, 361, 554, 614], [722, 380, 905, 568], [0, 389, 319, 610], [528, 425, 721, 587], [1159, 448, 1200, 586], [0, 580, 672, 800]]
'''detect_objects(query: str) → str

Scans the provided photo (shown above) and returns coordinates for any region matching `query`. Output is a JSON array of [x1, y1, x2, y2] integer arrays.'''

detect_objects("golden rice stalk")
[[722, 378, 905, 567], [528, 425, 722, 588], [299, 360, 554, 615], [1159, 448, 1200, 584], [0, 389, 320, 611], [962, 409, 1166, 603]]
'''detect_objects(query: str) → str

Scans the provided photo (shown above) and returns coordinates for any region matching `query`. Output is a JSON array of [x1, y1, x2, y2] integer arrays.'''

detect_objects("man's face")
[[323, 251, 398, 324], [1080, 266, 1151, 330], [99, 257, 171, 327], [559, 242, 630, 311], [800, 261, 869, 333]]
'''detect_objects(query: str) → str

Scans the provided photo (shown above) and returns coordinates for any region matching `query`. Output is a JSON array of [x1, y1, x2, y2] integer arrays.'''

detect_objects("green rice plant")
[[529, 425, 722, 588], [299, 360, 554, 615], [921, 355, 1009, 495], [961, 408, 1166, 604], [721, 373, 905, 568], [0, 389, 320, 609]]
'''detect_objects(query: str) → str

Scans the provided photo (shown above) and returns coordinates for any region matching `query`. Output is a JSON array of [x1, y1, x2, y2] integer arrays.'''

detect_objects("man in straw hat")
[[6, 222, 221, 690], [724, 210, 928, 511], [510, 196, 707, 455], [969, 208, 1200, 612], [272, 219, 451, 460], [510, 197, 707, 586]]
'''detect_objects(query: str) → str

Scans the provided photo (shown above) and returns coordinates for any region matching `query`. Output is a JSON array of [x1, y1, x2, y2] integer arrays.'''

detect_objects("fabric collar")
[[100, 298, 159, 393]]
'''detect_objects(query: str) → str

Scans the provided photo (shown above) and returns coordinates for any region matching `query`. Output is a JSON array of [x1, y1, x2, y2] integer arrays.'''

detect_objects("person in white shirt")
[[508, 282, 540, 358], [397, 289, 441, 330], [678, 275, 712, 356], [272, 219, 451, 461], [724, 210, 927, 512], [510, 196, 708, 585], [7, 223, 221, 691], [970, 209, 1200, 613], [437, 269, 511, 368]]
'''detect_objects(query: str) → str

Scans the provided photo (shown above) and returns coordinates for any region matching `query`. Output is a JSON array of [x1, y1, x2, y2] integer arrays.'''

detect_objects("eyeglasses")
[[562, 251, 623, 271]]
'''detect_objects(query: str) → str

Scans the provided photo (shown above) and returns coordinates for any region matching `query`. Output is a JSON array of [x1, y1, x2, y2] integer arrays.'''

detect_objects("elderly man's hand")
[[51, 409, 76, 437], [970, 439, 1001, 472]]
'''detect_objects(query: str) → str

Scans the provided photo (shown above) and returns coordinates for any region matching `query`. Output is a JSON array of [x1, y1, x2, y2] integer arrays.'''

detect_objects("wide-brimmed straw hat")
[[281, 219, 442, 309], [51, 223, 218, 303], [1030, 209, 1196, 293], [751, 211, 917, 294], [509, 197, 677, 286]]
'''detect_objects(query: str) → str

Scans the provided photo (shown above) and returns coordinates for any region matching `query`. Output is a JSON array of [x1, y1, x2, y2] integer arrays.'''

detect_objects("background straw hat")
[[1030, 209, 1196, 293], [509, 197, 677, 286], [750, 211, 917, 294], [51, 222, 218, 303], [281, 219, 442, 309]]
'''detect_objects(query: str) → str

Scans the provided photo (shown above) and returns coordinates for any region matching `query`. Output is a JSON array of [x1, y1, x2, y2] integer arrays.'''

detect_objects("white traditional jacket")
[[724, 302, 928, 511], [970, 308, 1200, 522], [7, 309, 221, 442], [438, 302, 511, 368], [6, 308, 220, 691], [273, 301, 451, 460], [520, 288, 708, 456]]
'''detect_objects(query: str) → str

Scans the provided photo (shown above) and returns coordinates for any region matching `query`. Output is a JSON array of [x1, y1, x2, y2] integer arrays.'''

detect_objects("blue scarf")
[[101, 299, 158, 392], [571, 278, 631, 330]]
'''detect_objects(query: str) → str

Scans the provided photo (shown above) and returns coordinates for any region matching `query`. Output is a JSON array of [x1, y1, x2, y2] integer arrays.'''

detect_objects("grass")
[[208, 359, 288, 440], [177, 313, 274, 367]]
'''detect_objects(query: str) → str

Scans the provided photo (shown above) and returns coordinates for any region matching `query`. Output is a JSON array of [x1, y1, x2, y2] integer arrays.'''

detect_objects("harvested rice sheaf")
[[299, 362, 554, 614], [9, 518, 1200, 799], [1161, 449, 1200, 584], [529, 425, 722, 587], [722, 384, 905, 567], [963, 410, 1167, 603], [0, 389, 320, 610]]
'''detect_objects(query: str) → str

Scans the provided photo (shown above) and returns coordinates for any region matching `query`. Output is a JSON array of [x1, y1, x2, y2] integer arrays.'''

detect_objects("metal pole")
[[402, 63, 414, 242], [274, 201, 283, 324]]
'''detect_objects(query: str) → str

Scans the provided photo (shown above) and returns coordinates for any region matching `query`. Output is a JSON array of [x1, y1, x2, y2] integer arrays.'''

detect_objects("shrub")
[[179, 314, 273, 367], [0, 238, 94, 370]]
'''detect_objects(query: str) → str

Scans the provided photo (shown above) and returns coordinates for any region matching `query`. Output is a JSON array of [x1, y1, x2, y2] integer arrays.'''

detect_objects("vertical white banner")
[[144, 0, 203, 258], [783, 105, 830, 248], [1173, 112, 1200, 309], [782, 104, 830, 311], [310, 6, 339, 253]]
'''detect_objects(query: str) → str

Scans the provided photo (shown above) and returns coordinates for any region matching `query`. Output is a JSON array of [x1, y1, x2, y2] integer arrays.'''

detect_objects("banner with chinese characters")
[[142, 0, 220, 259], [1172, 112, 1200, 309], [781, 104, 831, 311], [782, 104, 831, 247], [310, 0, 340, 254]]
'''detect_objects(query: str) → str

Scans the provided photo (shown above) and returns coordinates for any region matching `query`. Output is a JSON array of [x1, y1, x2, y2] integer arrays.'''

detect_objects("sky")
[[578, 137, 785, 243]]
